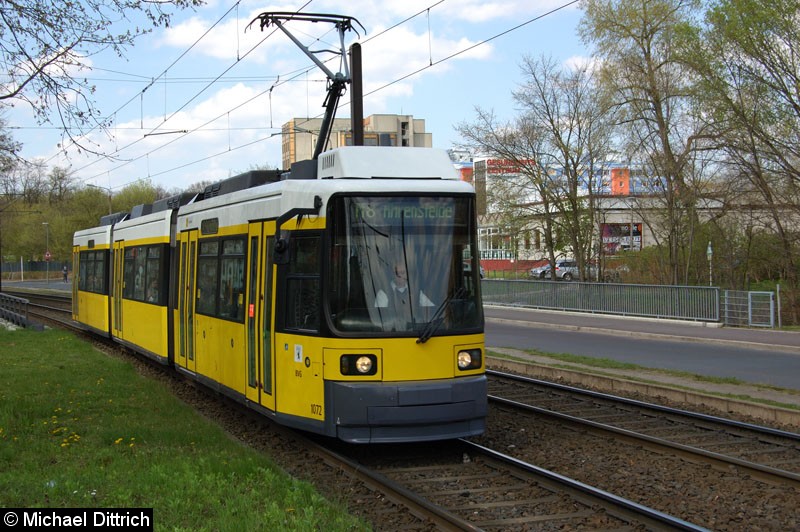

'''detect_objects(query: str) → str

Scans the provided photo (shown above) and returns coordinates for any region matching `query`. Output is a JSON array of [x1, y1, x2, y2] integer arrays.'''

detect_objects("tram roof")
[[315, 146, 459, 180]]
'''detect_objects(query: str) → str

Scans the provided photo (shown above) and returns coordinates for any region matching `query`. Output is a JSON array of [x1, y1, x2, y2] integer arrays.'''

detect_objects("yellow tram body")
[[74, 147, 487, 443], [72, 225, 112, 336], [109, 206, 179, 364]]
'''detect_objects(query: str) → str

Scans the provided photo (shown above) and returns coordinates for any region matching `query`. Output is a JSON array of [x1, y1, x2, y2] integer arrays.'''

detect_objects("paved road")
[[2, 279, 72, 292], [485, 305, 800, 390]]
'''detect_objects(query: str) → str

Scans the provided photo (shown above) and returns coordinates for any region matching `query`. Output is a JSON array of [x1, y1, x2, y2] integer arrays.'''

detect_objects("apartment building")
[[281, 114, 432, 168]]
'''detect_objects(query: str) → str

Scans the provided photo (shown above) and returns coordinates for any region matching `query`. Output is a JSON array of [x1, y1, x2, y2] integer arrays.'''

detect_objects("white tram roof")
[[317, 146, 459, 180], [177, 147, 471, 223], [112, 207, 175, 243], [73, 223, 112, 248]]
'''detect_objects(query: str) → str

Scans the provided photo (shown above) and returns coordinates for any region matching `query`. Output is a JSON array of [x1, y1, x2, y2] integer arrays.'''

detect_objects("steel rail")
[[488, 370, 800, 487], [460, 440, 708, 531], [488, 369, 800, 440]]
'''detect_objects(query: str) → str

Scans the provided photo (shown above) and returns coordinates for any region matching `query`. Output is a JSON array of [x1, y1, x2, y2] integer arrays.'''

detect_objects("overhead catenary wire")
[[61, 0, 581, 190], [67, 1, 316, 186], [43, 0, 248, 171]]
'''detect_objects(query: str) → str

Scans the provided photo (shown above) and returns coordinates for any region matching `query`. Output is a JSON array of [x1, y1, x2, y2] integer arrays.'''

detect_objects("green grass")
[[0, 328, 368, 531]]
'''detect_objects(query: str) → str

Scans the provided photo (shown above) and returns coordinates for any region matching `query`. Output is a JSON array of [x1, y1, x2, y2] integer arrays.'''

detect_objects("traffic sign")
[[45, 251, 51, 262]]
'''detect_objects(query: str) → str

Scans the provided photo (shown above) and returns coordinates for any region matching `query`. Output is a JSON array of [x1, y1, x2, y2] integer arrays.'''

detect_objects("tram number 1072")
[[311, 404, 323, 416]]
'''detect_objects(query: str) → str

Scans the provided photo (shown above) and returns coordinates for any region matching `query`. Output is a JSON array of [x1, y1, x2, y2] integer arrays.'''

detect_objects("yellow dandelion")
[[114, 438, 123, 445]]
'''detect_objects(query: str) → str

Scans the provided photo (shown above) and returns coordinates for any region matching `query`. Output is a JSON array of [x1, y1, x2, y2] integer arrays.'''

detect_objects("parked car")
[[529, 262, 553, 279], [549, 260, 579, 281], [530, 259, 595, 281]]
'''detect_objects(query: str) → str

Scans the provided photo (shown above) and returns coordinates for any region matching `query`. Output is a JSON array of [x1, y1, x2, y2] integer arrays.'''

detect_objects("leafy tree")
[[683, 0, 800, 320], [111, 180, 160, 214], [67, 188, 112, 233], [579, 0, 713, 285], [0, 0, 203, 150]]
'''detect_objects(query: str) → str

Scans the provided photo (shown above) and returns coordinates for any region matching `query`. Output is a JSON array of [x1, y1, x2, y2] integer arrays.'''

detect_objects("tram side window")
[[122, 244, 167, 304], [195, 237, 246, 322], [145, 247, 161, 303], [219, 239, 245, 321], [285, 235, 320, 331], [196, 241, 219, 316], [78, 250, 108, 294]]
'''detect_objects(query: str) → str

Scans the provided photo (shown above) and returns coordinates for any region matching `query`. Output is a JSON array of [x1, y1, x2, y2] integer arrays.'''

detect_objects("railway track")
[[481, 370, 800, 529], [488, 369, 800, 487], [328, 437, 704, 530]]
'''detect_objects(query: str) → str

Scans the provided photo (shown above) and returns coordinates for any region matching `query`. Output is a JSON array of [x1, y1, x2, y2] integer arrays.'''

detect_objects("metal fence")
[[481, 279, 721, 322], [722, 290, 775, 328], [0, 292, 31, 327], [2, 260, 70, 273]]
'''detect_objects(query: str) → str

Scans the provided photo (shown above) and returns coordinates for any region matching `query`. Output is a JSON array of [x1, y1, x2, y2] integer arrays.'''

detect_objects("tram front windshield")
[[329, 195, 483, 336]]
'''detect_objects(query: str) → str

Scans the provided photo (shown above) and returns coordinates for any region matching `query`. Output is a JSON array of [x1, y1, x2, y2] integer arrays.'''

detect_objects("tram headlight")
[[355, 356, 372, 374], [457, 349, 482, 370], [340, 354, 378, 376]]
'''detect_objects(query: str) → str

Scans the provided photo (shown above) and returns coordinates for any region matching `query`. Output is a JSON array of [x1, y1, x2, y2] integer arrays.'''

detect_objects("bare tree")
[[513, 55, 613, 280], [457, 107, 562, 275], [47, 166, 73, 203], [12, 158, 48, 203], [458, 56, 612, 281], [0, 0, 202, 151], [0, 114, 21, 171]]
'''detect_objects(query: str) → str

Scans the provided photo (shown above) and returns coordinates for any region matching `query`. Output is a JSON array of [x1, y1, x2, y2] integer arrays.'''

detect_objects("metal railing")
[[0, 292, 31, 327], [723, 290, 775, 327], [481, 279, 721, 322]]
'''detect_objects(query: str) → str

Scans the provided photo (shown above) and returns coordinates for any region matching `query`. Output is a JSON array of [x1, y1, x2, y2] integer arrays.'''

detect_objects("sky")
[[8, 0, 589, 195]]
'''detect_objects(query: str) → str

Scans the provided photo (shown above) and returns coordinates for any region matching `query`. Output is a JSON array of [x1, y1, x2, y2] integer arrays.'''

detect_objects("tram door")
[[71, 246, 79, 320], [111, 240, 125, 338], [178, 230, 198, 373], [245, 222, 275, 411]]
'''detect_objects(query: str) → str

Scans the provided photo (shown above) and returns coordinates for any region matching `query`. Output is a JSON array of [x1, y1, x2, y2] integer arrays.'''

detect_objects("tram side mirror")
[[274, 231, 290, 264], [272, 196, 322, 265]]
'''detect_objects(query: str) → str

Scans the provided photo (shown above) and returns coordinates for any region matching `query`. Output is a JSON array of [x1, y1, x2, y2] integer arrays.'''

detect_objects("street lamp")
[[43, 222, 50, 285], [87, 183, 112, 215], [706, 241, 713, 287]]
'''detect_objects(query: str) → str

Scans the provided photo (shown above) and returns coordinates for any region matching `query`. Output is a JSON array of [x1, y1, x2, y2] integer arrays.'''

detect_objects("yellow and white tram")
[[73, 146, 486, 443], [72, 221, 114, 337]]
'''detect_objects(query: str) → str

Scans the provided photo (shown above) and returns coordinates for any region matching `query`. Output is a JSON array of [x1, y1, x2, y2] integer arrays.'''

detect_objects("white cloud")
[[17, 0, 586, 192], [564, 54, 600, 73]]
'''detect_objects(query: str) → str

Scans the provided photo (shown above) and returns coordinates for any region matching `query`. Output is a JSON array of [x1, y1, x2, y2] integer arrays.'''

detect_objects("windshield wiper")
[[417, 287, 467, 344]]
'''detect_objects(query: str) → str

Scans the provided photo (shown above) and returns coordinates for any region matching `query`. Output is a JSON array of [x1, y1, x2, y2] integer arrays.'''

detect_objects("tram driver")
[[374, 262, 434, 331]]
